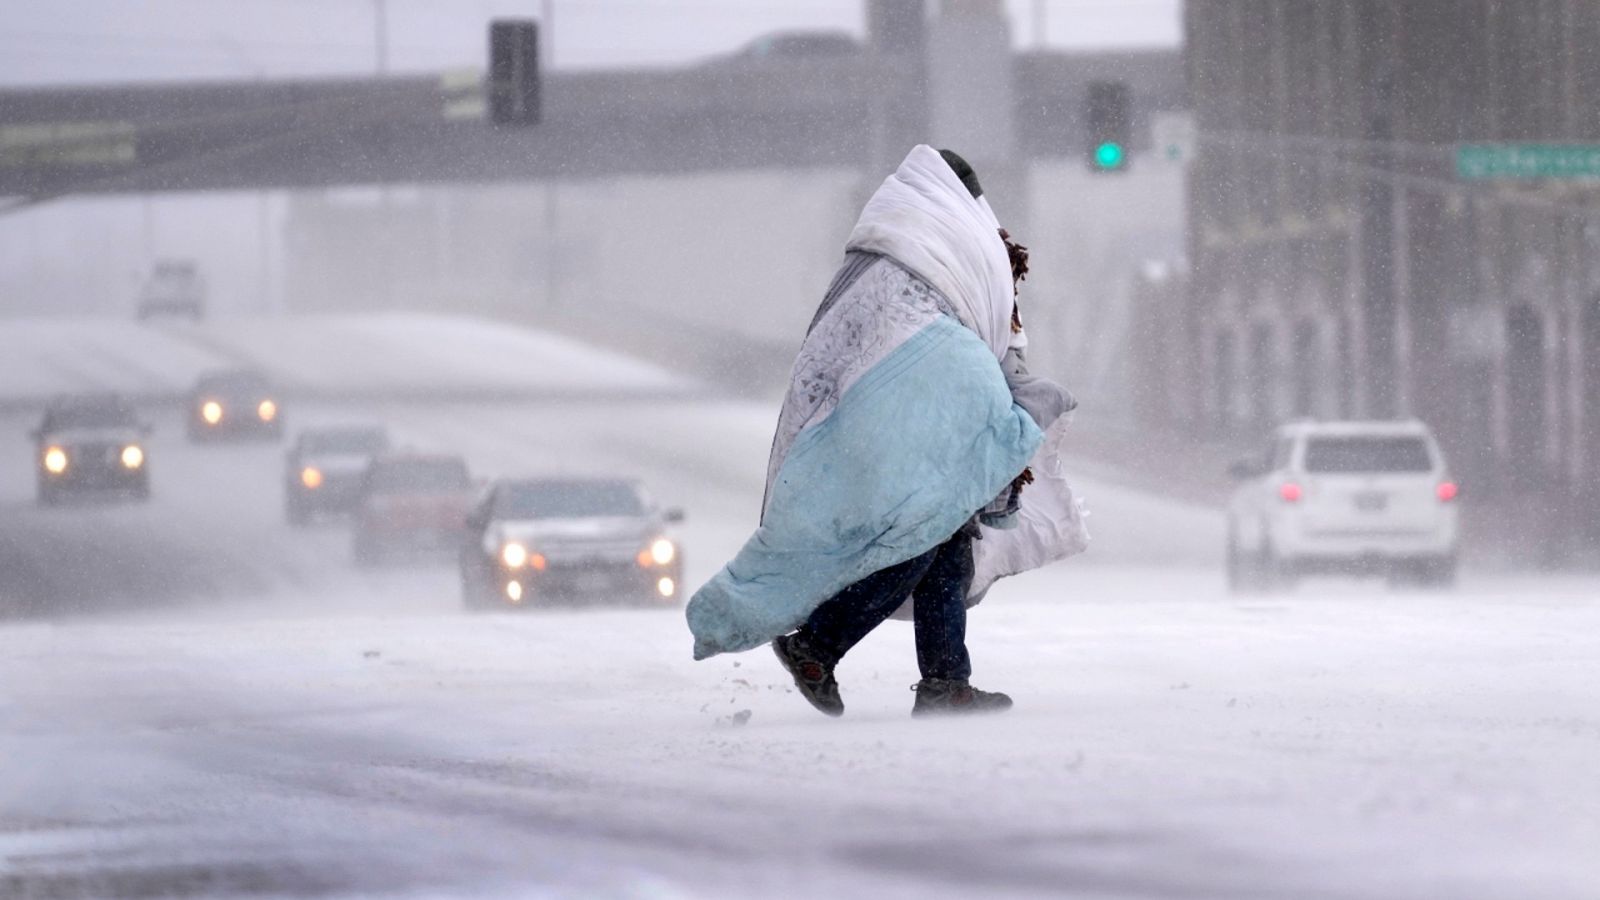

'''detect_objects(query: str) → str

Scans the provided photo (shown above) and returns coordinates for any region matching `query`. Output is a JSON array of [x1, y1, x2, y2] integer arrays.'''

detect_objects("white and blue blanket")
[[687, 146, 1047, 660]]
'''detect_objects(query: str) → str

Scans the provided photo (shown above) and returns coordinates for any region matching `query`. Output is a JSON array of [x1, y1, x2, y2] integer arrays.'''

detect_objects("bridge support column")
[[926, 0, 1025, 234], [861, 0, 1025, 234]]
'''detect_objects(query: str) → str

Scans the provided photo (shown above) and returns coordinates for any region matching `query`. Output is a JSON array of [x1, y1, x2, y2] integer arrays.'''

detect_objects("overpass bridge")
[[0, 50, 1183, 201]]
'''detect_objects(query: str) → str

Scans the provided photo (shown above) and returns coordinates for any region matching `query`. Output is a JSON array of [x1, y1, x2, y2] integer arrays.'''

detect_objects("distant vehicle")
[[187, 369, 282, 441], [1226, 420, 1460, 591], [284, 425, 391, 526], [31, 393, 150, 505], [352, 453, 474, 565], [714, 30, 861, 63], [136, 259, 206, 321], [459, 477, 685, 610]]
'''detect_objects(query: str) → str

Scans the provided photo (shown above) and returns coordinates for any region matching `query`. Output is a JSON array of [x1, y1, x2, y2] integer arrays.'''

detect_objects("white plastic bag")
[[967, 417, 1090, 606]]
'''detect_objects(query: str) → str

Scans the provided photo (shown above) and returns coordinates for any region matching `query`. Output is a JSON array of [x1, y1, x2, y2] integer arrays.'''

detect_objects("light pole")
[[215, 33, 275, 315], [542, 0, 558, 308], [542, 0, 554, 67], [374, 0, 389, 75], [374, 0, 392, 309]]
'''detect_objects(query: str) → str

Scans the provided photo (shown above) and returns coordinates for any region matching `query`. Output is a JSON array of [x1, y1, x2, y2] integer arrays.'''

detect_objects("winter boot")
[[772, 633, 843, 717], [910, 678, 1013, 717]]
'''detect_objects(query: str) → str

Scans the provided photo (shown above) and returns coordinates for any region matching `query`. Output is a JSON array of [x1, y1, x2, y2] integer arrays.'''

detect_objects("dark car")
[[352, 453, 474, 565], [188, 369, 282, 441], [32, 394, 150, 505], [284, 425, 391, 525], [459, 477, 685, 610]]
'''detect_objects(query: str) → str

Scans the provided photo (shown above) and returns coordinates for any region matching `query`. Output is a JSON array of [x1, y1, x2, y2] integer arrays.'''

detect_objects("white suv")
[[1226, 420, 1460, 590]]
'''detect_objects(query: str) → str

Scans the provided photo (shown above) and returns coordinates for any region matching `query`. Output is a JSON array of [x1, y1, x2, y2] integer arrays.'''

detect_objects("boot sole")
[[911, 702, 1014, 718], [772, 639, 844, 718]]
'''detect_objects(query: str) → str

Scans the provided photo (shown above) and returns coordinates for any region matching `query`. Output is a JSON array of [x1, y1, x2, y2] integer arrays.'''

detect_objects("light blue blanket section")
[[687, 315, 1043, 659]]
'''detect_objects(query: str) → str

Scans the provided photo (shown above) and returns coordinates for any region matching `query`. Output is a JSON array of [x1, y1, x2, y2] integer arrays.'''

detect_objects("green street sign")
[[1457, 143, 1600, 180]]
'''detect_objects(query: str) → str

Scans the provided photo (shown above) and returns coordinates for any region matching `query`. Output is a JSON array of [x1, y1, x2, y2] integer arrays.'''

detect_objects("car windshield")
[[1303, 437, 1433, 473], [199, 372, 270, 394], [495, 482, 644, 519], [44, 400, 138, 430], [305, 430, 388, 454], [369, 459, 470, 493]]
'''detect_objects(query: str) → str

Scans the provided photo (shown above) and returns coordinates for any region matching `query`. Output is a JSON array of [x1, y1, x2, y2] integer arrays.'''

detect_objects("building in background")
[[1181, 0, 1600, 554]]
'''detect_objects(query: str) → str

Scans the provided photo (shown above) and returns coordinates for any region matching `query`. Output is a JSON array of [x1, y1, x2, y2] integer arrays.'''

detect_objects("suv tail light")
[[1279, 482, 1303, 503], [1436, 481, 1459, 502]]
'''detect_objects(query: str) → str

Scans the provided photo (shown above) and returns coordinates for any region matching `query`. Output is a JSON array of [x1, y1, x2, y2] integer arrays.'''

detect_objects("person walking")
[[685, 146, 1082, 717]]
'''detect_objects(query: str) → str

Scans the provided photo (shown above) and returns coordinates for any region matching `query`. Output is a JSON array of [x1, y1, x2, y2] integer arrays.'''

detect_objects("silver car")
[[460, 477, 685, 610]]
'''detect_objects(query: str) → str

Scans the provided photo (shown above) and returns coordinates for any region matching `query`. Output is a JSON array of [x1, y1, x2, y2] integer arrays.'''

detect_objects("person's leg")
[[909, 531, 1013, 716], [773, 546, 939, 717], [911, 531, 973, 681], [796, 546, 939, 664]]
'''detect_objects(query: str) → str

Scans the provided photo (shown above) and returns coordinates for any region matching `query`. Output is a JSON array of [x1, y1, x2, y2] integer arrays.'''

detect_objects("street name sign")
[[1457, 143, 1600, 180]]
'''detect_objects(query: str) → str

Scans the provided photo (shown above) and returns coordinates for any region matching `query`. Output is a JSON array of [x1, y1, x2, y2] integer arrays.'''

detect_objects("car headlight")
[[201, 400, 223, 424], [649, 538, 676, 566], [501, 542, 528, 569], [121, 445, 144, 469], [257, 399, 277, 422], [43, 446, 68, 474], [657, 577, 676, 598]]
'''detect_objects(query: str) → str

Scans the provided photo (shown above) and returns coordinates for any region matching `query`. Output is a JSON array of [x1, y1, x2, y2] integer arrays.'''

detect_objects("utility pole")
[[258, 192, 273, 314], [215, 34, 276, 314], [140, 196, 154, 267], [374, 0, 389, 75], [374, 0, 392, 309], [541, 0, 554, 67], [1358, 4, 1401, 420], [542, 0, 559, 308]]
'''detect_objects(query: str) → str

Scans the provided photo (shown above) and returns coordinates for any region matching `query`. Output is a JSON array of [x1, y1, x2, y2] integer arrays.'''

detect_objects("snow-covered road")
[[1, 316, 1596, 898], [5, 569, 1598, 899]]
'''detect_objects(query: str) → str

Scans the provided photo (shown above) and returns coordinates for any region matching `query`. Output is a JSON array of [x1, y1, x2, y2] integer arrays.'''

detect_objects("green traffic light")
[[1095, 142, 1126, 169]]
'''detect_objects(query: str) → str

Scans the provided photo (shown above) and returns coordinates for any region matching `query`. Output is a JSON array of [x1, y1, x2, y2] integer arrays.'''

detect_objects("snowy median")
[[0, 313, 700, 411]]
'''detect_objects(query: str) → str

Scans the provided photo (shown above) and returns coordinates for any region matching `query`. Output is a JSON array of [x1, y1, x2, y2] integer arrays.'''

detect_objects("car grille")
[[541, 541, 641, 566], [69, 443, 124, 475], [538, 560, 646, 595]]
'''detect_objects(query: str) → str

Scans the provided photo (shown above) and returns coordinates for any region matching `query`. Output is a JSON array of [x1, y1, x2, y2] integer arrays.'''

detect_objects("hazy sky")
[[2, 0, 1180, 86]]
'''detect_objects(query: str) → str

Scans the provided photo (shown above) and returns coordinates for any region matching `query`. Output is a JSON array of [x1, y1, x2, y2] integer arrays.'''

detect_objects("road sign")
[[0, 121, 136, 168], [439, 70, 486, 122], [1457, 143, 1600, 180]]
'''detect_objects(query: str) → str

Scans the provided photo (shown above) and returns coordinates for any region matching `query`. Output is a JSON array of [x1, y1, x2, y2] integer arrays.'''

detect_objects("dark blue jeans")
[[795, 531, 973, 681]]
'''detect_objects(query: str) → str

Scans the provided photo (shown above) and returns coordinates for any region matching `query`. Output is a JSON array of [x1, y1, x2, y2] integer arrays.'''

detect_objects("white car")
[[1226, 420, 1460, 590]]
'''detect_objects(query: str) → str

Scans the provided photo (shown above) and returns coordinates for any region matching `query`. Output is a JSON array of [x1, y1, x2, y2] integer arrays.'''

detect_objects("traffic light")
[[1085, 80, 1132, 173], [489, 20, 540, 126]]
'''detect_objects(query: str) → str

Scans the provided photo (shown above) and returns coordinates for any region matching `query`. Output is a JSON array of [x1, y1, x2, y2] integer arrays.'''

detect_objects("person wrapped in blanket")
[[684, 146, 1080, 718]]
